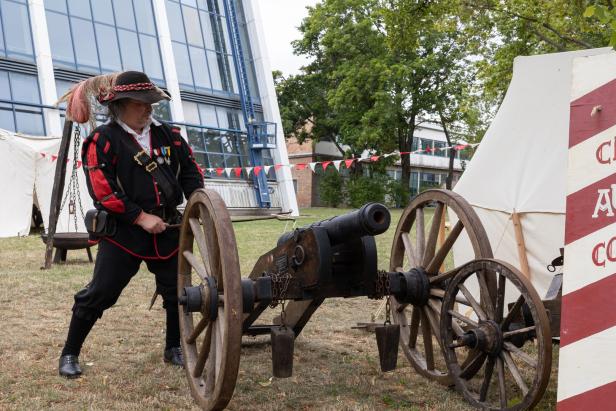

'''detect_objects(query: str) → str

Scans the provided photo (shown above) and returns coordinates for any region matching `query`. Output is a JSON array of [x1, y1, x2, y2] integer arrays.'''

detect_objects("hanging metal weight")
[[271, 325, 295, 378], [373, 272, 401, 372]]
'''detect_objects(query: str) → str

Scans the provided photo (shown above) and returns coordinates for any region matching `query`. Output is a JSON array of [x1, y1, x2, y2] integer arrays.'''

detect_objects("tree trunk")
[[439, 113, 455, 190], [400, 113, 416, 199]]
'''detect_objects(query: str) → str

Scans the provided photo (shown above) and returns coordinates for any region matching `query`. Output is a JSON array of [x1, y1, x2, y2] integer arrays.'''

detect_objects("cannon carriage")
[[176, 188, 556, 410]]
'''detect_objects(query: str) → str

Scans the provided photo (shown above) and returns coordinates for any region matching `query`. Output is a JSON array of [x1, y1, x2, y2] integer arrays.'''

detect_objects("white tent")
[[452, 47, 612, 299], [0, 128, 92, 238]]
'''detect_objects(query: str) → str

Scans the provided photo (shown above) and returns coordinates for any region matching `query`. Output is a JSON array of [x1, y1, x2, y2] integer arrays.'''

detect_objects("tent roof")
[[454, 47, 612, 214]]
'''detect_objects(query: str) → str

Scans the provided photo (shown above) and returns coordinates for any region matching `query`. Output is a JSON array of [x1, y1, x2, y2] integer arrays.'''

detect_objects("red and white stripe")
[[558, 53, 616, 409]]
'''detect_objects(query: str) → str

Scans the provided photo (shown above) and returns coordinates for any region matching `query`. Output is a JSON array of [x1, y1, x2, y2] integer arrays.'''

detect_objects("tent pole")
[[511, 211, 531, 280], [43, 120, 74, 269]]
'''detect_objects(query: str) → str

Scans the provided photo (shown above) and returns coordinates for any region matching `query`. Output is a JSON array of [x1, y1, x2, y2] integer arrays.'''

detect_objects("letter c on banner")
[[608, 236, 616, 262], [593, 242, 606, 267], [596, 140, 612, 164]]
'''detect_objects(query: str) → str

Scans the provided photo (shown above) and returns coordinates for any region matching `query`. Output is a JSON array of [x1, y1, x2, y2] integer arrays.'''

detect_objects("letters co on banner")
[[557, 54, 616, 409]]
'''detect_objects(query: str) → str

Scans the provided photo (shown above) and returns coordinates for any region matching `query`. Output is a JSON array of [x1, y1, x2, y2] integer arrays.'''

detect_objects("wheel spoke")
[[479, 356, 496, 402], [502, 295, 524, 330], [420, 309, 435, 370], [401, 232, 419, 268], [501, 351, 529, 396], [429, 268, 458, 284], [186, 316, 209, 344], [430, 288, 470, 306], [495, 272, 506, 323], [448, 309, 479, 328], [424, 303, 441, 342], [503, 342, 538, 368], [503, 326, 535, 338], [458, 283, 488, 321], [416, 207, 426, 263], [426, 220, 463, 274], [188, 217, 213, 278], [497, 356, 507, 408], [476, 269, 495, 318], [193, 324, 212, 378], [408, 307, 420, 347], [183, 250, 208, 281], [460, 351, 486, 379], [422, 203, 444, 267]]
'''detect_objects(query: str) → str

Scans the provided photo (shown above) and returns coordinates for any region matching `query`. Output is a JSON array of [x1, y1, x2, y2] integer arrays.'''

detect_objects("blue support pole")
[[222, 0, 271, 207]]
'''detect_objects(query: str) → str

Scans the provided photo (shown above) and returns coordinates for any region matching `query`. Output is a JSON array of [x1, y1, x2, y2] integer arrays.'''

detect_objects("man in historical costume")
[[58, 71, 204, 378]]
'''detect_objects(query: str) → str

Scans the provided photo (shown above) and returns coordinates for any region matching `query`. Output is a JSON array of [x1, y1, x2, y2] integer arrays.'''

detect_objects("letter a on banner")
[[558, 52, 616, 410]]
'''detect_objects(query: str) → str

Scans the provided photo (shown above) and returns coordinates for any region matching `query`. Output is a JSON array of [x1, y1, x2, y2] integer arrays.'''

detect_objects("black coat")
[[82, 120, 204, 259]]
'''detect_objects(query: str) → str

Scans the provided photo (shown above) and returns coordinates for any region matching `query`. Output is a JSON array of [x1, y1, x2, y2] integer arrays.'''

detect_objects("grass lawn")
[[0, 207, 557, 410]]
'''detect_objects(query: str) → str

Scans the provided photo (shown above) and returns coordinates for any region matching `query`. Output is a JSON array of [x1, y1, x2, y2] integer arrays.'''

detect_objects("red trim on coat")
[[173, 141, 182, 146], [103, 237, 179, 260], [103, 141, 110, 154], [87, 139, 125, 213]]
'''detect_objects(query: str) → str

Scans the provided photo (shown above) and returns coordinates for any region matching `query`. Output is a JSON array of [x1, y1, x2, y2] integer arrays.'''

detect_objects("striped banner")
[[557, 54, 616, 409]]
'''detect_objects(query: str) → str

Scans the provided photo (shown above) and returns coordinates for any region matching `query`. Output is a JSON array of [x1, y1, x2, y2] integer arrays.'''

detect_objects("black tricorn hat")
[[98, 70, 170, 105]]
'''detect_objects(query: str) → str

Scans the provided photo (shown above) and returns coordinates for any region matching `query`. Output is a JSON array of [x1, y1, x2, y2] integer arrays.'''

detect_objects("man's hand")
[[135, 212, 167, 234]]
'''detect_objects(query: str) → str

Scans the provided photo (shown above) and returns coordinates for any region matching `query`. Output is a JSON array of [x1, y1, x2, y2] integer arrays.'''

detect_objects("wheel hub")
[[179, 277, 218, 321], [455, 320, 503, 356]]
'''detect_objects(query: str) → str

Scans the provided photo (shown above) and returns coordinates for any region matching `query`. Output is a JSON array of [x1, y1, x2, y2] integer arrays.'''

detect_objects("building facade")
[[287, 122, 472, 208], [0, 0, 298, 214]]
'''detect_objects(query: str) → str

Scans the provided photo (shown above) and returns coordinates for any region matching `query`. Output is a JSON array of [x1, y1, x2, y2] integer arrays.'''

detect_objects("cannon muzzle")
[[278, 202, 390, 246]]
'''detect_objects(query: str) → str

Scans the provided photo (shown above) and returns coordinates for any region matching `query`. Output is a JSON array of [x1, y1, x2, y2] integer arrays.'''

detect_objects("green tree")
[[275, 0, 480, 195], [461, 0, 611, 107]]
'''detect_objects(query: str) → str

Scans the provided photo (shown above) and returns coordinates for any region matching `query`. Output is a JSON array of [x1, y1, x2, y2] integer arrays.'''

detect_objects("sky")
[[256, 0, 319, 76]]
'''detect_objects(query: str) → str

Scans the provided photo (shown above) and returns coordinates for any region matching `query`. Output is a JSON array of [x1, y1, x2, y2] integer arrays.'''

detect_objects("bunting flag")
[[33, 141, 478, 177]]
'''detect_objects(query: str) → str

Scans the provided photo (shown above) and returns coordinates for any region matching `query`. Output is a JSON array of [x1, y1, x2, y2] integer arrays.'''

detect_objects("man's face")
[[121, 99, 153, 130]]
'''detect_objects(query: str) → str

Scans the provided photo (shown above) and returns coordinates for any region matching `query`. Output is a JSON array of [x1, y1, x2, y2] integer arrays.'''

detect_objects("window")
[[433, 140, 446, 157], [179, 100, 255, 179], [45, 0, 165, 85], [0, 0, 35, 62], [166, 0, 258, 97], [0, 70, 45, 135]]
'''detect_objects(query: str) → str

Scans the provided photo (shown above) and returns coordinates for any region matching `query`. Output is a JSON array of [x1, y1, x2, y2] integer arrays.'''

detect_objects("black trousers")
[[73, 239, 179, 320], [63, 239, 180, 356]]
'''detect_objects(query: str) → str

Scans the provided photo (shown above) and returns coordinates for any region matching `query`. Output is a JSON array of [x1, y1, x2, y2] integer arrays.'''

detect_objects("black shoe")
[[164, 346, 184, 367], [59, 354, 82, 378]]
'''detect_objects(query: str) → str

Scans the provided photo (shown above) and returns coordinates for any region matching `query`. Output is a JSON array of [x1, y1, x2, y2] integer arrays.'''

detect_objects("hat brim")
[[101, 87, 171, 105]]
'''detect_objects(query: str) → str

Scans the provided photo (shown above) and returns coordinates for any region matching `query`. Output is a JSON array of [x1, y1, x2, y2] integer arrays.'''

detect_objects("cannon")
[[177, 189, 552, 410]]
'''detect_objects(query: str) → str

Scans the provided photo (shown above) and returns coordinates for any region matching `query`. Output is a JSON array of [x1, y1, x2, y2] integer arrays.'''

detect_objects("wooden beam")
[[438, 205, 447, 272], [511, 212, 531, 280], [43, 120, 74, 269]]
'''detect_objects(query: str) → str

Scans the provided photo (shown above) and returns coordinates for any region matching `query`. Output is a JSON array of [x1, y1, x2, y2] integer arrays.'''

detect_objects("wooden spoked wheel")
[[389, 189, 493, 385], [178, 189, 243, 411], [440, 259, 552, 411]]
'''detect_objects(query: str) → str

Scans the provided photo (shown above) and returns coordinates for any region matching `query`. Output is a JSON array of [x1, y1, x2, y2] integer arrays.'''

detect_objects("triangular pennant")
[[224, 168, 233, 178], [344, 159, 354, 168], [370, 155, 380, 162], [246, 166, 253, 176], [274, 164, 283, 171], [51, 155, 58, 162], [216, 168, 224, 176], [41, 152, 46, 158], [288, 164, 295, 170], [76, 160, 82, 168], [207, 168, 215, 173], [254, 165, 262, 175], [295, 163, 306, 171], [399, 151, 411, 155], [264, 165, 272, 175], [333, 160, 342, 171], [309, 162, 317, 172], [321, 161, 331, 171]]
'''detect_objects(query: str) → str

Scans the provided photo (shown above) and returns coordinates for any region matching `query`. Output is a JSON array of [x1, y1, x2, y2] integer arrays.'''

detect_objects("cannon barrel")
[[278, 202, 391, 246]]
